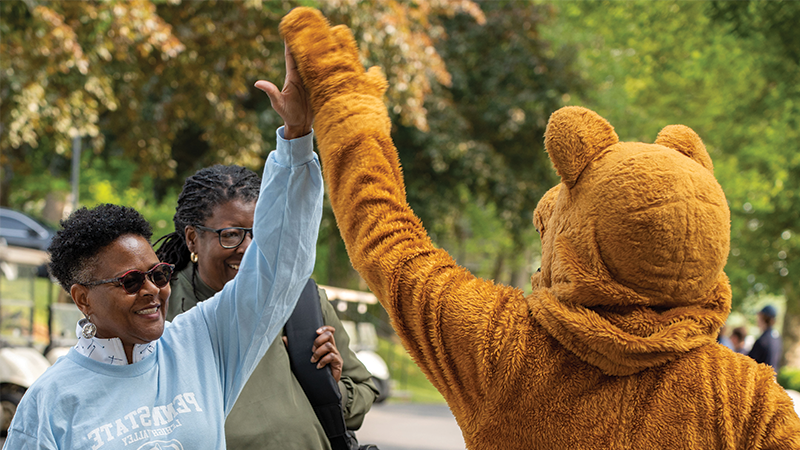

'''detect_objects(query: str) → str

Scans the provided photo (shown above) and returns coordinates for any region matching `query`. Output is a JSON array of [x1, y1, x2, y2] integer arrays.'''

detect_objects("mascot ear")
[[654, 125, 714, 173], [544, 107, 619, 188]]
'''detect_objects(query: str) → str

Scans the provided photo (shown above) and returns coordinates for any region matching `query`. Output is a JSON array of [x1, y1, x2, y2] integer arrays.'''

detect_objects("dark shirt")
[[748, 328, 782, 371]]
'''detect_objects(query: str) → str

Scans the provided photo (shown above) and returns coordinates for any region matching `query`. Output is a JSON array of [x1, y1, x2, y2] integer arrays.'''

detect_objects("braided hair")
[[155, 164, 261, 273], [49, 204, 153, 291]]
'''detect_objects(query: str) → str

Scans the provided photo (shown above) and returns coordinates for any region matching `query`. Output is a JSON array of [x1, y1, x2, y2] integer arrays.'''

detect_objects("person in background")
[[2, 49, 323, 447], [154, 48, 377, 450], [748, 304, 783, 371], [716, 324, 734, 349], [730, 326, 749, 354]]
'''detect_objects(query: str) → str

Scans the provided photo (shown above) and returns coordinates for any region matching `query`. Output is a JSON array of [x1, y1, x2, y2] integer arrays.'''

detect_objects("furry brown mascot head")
[[531, 106, 732, 376]]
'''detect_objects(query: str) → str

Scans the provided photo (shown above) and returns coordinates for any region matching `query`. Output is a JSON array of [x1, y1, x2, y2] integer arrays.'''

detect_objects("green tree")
[[709, 0, 800, 64], [707, 0, 800, 367]]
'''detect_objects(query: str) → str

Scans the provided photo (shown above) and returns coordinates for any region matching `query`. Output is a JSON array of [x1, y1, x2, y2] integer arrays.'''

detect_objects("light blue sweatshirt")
[[4, 128, 323, 450]]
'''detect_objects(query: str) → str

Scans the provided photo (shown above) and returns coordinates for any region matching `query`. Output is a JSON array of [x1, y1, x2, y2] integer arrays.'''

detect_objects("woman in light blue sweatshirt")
[[3, 47, 323, 450]]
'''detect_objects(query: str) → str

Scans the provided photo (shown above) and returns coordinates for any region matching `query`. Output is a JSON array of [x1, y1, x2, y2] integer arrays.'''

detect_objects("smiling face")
[[185, 199, 256, 292], [70, 234, 170, 353]]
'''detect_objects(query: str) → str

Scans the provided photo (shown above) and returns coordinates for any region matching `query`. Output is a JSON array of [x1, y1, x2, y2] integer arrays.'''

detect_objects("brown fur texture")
[[280, 7, 800, 449]]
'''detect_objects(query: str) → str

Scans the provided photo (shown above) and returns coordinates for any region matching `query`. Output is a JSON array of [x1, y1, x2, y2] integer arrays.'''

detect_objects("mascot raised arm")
[[278, 7, 800, 449]]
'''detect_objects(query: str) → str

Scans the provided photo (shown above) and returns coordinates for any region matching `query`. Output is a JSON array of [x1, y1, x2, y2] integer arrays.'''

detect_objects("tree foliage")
[[393, 0, 583, 287], [709, 0, 800, 67], [0, 0, 483, 206], [707, 0, 800, 366]]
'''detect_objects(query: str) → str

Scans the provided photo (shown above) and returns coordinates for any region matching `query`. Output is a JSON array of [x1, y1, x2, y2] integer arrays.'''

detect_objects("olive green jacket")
[[167, 263, 379, 449]]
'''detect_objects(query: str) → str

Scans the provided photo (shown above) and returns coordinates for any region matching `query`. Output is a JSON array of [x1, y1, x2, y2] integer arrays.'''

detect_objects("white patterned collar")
[[73, 321, 156, 365]]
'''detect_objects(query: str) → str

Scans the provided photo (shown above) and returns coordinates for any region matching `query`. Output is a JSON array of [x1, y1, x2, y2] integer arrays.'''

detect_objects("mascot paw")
[[280, 7, 388, 112]]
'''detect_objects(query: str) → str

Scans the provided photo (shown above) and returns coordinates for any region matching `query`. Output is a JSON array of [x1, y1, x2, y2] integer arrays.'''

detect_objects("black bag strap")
[[284, 279, 353, 450]]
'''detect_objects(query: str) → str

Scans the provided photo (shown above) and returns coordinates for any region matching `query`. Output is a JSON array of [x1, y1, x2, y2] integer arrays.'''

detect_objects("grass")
[[779, 367, 800, 392]]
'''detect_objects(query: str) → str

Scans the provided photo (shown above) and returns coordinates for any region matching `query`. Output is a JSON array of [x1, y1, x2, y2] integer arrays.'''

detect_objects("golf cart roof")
[[0, 244, 49, 266]]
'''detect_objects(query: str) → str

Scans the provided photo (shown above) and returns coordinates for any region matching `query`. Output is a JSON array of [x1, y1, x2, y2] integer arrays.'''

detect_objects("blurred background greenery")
[[2, 0, 799, 395]]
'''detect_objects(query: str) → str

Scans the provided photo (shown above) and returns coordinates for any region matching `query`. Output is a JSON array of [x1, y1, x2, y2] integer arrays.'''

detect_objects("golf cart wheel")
[[1, 384, 25, 438]]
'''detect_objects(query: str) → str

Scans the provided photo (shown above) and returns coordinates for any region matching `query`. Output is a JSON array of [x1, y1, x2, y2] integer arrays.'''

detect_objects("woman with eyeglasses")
[[153, 164, 378, 449], [3, 46, 324, 449], [155, 165, 260, 319], [155, 164, 261, 317]]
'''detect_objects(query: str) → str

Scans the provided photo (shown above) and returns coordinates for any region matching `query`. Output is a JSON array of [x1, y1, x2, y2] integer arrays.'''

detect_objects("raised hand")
[[277, 6, 391, 160], [255, 43, 313, 139]]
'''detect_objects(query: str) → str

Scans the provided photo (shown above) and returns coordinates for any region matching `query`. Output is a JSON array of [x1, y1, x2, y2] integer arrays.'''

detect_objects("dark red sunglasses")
[[82, 262, 174, 294]]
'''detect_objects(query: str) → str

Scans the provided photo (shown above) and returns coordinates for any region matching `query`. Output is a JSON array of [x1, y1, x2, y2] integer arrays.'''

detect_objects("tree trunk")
[[491, 253, 505, 283], [43, 191, 68, 225], [509, 251, 532, 291], [782, 280, 800, 368], [0, 164, 11, 207]]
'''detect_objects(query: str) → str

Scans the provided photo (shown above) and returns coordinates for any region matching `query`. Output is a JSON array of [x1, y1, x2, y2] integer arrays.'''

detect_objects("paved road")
[[355, 402, 466, 450]]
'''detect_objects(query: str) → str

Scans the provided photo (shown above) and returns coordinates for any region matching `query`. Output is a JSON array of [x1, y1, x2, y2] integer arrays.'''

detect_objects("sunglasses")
[[195, 225, 253, 249], [83, 262, 175, 294]]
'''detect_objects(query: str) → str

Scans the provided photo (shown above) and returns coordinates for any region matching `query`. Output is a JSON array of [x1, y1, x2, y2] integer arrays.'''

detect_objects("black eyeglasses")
[[83, 262, 175, 294], [195, 225, 253, 249]]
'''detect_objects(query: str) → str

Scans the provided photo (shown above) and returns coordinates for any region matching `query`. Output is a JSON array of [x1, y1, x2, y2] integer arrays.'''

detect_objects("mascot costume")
[[279, 7, 800, 449]]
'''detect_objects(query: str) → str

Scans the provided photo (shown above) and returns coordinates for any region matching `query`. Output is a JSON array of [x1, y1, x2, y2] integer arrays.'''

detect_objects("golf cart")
[[0, 244, 53, 436], [321, 284, 392, 403], [43, 299, 84, 364]]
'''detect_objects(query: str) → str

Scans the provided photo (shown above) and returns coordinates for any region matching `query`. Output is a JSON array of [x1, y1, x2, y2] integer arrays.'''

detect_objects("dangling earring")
[[190, 252, 199, 263], [79, 315, 96, 339]]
